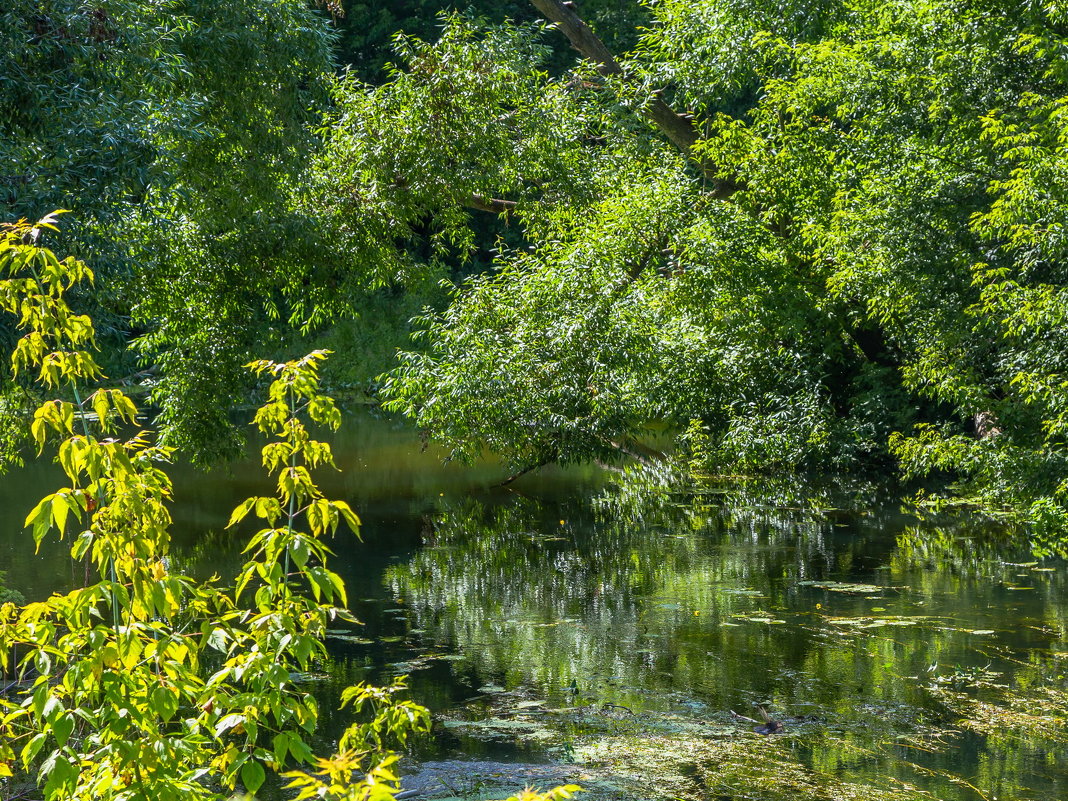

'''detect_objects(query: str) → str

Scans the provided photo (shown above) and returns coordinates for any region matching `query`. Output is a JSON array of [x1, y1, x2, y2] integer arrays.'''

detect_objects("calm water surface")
[[1, 411, 1066, 800]]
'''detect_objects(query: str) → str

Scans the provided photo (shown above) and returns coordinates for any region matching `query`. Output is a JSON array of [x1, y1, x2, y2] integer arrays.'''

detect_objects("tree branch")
[[467, 193, 518, 214], [529, 0, 741, 199], [493, 458, 551, 487]]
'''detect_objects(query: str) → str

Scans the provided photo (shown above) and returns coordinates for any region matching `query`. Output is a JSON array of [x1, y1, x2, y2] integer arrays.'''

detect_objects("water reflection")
[[1, 413, 1066, 800], [386, 481, 1068, 801]]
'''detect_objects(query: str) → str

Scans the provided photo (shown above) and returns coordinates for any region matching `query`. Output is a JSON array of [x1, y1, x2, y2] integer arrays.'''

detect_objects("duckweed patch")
[[798, 581, 898, 594], [430, 668, 1068, 801], [824, 614, 940, 630]]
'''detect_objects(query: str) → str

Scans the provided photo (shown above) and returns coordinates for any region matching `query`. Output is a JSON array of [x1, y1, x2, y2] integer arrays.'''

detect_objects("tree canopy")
[[4, 0, 1068, 528], [2, 0, 338, 460], [351, 0, 1068, 529]]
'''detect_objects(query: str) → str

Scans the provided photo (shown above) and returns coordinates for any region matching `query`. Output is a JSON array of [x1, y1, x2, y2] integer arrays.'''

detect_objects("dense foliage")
[[343, 0, 1068, 531], [0, 0, 644, 466], [1, 0, 341, 461], [5, 0, 1068, 524], [0, 216, 411, 798], [335, 0, 645, 81]]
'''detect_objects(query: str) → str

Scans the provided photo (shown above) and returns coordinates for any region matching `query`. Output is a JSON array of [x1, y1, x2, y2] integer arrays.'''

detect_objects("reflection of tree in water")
[[387, 482, 903, 703], [386, 482, 1068, 801]]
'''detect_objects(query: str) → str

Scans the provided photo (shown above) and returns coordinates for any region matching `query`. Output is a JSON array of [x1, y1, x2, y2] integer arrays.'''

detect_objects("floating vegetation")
[[730, 612, 787, 624], [927, 665, 1005, 691], [288, 671, 332, 683], [397, 759, 594, 801], [387, 658, 437, 674], [797, 580, 896, 594], [421, 665, 1014, 801], [824, 614, 938, 630], [577, 735, 937, 801], [442, 717, 559, 744], [325, 633, 375, 645], [930, 683, 1068, 743]]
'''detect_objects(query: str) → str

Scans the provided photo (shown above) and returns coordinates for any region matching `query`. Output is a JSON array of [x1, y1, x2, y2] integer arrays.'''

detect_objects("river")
[[1, 410, 1065, 801]]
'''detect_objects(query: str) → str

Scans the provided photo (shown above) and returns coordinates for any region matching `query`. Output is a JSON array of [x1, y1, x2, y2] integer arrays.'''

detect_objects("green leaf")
[[25, 496, 54, 546], [52, 714, 74, 748], [21, 733, 46, 770], [241, 759, 266, 795], [151, 685, 180, 723], [290, 537, 311, 569], [92, 390, 110, 425], [332, 500, 362, 536], [50, 493, 70, 537], [215, 713, 245, 737], [42, 753, 76, 798], [207, 628, 229, 653], [227, 498, 256, 528], [71, 530, 94, 560], [272, 731, 291, 765]]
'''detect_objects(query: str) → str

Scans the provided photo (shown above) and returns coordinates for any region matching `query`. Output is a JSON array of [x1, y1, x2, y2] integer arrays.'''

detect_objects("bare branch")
[[494, 459, 550, 486]]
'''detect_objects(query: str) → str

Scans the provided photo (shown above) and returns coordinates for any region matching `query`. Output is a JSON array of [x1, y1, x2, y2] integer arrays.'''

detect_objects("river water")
[[1, 411, 1066, 801]]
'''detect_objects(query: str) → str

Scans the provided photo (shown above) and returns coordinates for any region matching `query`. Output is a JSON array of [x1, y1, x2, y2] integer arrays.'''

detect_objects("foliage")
[[1, 0, 343, 462], [6, 0, 1068, 530], [309, 14, 602, 274], [334, 0, 645, 81], [0, 216, 428, 800], [352, 0, 1068, 531], [0, 0, 643, 468]]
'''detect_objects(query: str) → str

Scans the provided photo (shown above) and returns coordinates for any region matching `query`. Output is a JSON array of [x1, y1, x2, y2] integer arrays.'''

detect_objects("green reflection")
[[2, 414, 1066, 800], [387, 486, 1068, 801]]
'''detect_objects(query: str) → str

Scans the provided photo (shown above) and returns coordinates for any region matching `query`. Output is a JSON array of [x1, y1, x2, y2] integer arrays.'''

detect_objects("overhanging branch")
[[529, 0, 742, 199], [467, 194, 518, 214]]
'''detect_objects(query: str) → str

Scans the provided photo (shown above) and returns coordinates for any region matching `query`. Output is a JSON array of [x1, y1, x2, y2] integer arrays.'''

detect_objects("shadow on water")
[[1, 410, 1067, 800]]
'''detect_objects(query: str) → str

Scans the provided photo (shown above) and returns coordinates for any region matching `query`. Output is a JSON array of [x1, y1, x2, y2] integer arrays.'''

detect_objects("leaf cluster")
[[0, 217, 428, 800]]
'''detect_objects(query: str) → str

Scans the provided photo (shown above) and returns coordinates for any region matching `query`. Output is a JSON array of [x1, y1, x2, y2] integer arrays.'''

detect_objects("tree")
[[333, 0, 646, 81], [349, 0, 1068, 529], [0, 214, 431, 799], [1, 0, 340, 462]]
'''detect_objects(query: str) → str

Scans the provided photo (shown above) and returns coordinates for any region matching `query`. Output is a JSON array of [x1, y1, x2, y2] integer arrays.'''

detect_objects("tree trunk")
[[467, 194, 518, 214]]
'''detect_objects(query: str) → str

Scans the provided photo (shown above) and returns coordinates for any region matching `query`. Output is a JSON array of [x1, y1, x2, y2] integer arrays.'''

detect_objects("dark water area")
[[2, 410, 1067, 800]]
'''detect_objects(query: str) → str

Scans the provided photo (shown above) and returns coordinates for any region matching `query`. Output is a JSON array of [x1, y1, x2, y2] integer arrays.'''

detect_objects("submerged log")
[[730, 706, 784, 735]]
